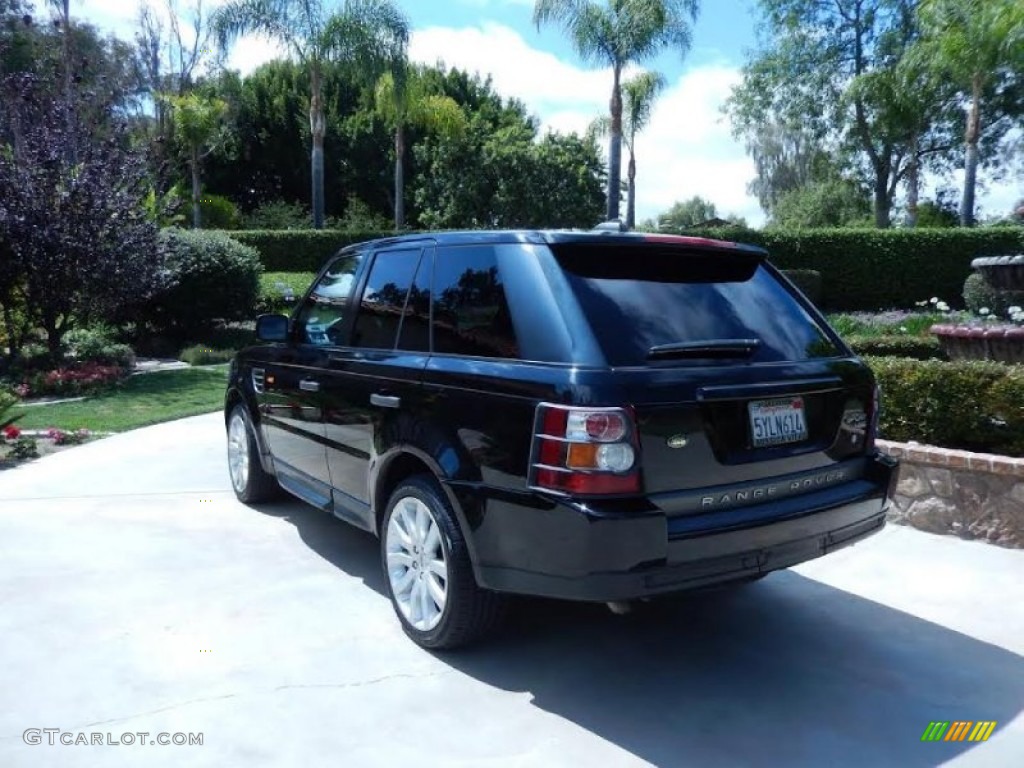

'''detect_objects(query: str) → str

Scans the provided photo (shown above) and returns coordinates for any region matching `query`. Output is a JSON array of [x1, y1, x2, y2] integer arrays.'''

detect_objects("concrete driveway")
[[1, 413, 1022, 768]]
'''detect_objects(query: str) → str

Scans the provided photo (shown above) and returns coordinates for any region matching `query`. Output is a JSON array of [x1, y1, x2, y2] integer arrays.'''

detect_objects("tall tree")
[[0, 74, 163, 359], [914, 0, 1024, 226], [589, 70, 665, 229], [654, 196, 718, 231], [533, 0, 699, 222], [375, 64, 466, 229], [47, 0, 74, 163], [727, 0, 956, 228], [213, 0, 408, 229], [739, 119, 840, 217], [162, 91, 228, 228]]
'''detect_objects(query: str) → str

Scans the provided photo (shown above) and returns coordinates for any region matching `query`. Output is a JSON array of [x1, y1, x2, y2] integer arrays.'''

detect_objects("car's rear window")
[[553, 245, 840, 366]]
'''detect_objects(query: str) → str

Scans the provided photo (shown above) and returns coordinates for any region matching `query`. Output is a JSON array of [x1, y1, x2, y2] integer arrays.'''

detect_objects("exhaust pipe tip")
[[606, 600, 633, 615]]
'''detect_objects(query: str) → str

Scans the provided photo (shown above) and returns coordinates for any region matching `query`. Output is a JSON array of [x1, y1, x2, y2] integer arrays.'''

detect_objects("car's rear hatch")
[[550, 239, 875, 514]]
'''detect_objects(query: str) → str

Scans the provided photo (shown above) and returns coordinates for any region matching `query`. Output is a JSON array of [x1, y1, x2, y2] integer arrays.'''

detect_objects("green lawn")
[[14, 365, 230, 433]]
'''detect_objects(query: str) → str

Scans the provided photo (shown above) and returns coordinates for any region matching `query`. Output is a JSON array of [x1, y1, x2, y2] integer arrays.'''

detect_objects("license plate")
[[748, 397, 808, 448]]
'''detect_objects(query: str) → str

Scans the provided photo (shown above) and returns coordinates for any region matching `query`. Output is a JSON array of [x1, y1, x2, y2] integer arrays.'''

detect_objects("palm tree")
[[534, 0, 698, 222], [916, 0, 1024, 226], [161, 92, 229, 228], [213, 0, 408, 229], [375, 65, 466, 229], [589, 70, 665, 229]]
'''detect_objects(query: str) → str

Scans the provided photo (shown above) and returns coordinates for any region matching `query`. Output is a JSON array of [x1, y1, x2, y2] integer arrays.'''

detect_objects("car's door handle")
[[370, 393, 401, 409], [299, 379, 320, 393]]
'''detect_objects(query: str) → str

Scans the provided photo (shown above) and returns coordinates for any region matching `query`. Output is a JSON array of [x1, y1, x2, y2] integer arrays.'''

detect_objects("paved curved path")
[[0, 413, 1022, 767]]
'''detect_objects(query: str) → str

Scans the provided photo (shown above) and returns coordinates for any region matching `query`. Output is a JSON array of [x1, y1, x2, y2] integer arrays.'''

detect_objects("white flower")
[[930, 297, 939, 304], [979, 307, 990, 315], [899, 326, 908, 333], [937, 302, 950, 312], [1009, 306, 1022, 315]]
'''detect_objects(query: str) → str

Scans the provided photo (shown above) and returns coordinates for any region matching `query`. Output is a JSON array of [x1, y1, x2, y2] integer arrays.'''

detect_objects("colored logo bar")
[[921, 721, 997, 742]]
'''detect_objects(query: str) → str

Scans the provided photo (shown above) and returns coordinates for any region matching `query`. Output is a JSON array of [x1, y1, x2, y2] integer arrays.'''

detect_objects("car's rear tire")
[[226, 404, 279, 503], [381, 475, 506, 650]]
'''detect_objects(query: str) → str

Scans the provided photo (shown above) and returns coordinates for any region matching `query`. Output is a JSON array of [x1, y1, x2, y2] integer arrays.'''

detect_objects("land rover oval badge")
[[667, 434, 688, 449]]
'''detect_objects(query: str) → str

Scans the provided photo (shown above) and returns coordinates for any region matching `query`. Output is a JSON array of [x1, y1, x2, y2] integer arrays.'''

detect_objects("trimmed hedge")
[[847, 335, 946, 360], [220, 227, 1024, 311], [225, 230, 394, 273], [780, 269, 823, 305], [866, 356, 1024, 457], [256, 272, 316, 314], [689, 227, 1024, 311], [149, 229, 262, 337]]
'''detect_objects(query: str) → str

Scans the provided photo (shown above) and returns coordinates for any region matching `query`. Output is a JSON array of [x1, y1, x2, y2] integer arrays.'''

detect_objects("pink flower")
[[3, 426, 20, 440]]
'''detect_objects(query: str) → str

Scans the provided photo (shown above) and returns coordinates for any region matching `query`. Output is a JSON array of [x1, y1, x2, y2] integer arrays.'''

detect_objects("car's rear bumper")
[[460, 452, 898, 602]]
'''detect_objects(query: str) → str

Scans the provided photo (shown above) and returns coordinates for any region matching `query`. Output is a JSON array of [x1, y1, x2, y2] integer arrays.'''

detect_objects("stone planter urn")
[[931, 254, 1024, 364], [931, 324, 1024, 364]]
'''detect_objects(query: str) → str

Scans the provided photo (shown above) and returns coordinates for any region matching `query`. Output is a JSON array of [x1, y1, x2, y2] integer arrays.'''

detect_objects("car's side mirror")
[[255, 314, 290, 342]]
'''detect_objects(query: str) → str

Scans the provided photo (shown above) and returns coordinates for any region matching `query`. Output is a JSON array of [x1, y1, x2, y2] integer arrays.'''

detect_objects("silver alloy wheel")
[[227, 412, 250, 494], [385, 496, 449, 632]]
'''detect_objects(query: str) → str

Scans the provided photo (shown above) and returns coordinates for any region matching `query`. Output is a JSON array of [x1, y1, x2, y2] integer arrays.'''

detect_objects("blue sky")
[[56, 1, 1021, 225]]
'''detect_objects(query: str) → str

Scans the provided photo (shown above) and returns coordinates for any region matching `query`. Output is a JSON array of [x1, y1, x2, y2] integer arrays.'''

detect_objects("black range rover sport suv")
[[224, 228, 899, 649]]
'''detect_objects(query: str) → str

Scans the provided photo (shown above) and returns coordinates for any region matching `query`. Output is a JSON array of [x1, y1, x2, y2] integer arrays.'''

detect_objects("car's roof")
[[342, 229, 768, 257]]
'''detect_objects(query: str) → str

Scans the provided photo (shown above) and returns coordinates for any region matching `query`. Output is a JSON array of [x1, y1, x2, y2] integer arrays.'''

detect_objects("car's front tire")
[[381, 475, 506, 650], [226, 404, 279, 503]]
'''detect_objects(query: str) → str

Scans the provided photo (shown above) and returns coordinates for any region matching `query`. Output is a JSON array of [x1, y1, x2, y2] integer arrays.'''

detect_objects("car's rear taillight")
[[529, 404, 640, 495]]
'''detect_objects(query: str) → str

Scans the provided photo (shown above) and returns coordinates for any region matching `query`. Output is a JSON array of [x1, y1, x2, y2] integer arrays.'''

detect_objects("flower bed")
[[16, 363, 126, 399], [1, 425, 95, 465]]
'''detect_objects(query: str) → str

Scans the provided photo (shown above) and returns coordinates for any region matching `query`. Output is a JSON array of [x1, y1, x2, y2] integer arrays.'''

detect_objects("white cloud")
[[70, 0, 284, 76], [411, 23, 763, 225]]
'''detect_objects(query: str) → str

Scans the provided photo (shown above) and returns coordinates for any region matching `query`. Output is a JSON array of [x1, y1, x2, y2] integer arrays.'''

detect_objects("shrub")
[[0, 385, 20, 429], [64, 326, 135, 368], [149, 229, 262, 337], [15, 342, 55, 371], [256, 272, 315, 314], [223, 230, 392, 272], [962, 272, 1024, 317], [242, 200, 313, 230], [688, 226, 1024, 311], [8, 436, 39, 460], [199, 195, 241, 230], [780, 269, 823, 305], [847, 335, 946, 360], [866, 357, 1024, 456], [47, 427, 92, 446], [179, 345, 236, 365]]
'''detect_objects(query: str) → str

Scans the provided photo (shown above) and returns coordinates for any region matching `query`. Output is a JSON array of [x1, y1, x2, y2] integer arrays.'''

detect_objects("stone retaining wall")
[[877, 439, 1024, 548]]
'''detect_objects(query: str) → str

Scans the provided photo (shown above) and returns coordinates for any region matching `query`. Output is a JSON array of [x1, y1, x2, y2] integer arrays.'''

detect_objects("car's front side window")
[[296, 253, 363, 346]]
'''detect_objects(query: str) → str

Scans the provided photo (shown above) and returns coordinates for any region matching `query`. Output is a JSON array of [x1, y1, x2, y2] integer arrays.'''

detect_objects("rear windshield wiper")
[[647, 339, 762, 360]]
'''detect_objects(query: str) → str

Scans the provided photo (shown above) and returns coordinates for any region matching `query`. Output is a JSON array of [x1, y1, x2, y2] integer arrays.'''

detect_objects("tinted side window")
[[397, 249, 432, 353], [352, 249, 422, 350], [433, 246, 520, 359], [297, 253, 363, 346]]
